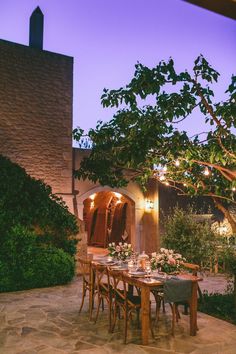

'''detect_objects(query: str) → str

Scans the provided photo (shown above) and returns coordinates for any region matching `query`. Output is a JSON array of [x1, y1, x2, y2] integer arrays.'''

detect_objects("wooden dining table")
[[91, 258, 202, 346], [123, 272, 202, 345]]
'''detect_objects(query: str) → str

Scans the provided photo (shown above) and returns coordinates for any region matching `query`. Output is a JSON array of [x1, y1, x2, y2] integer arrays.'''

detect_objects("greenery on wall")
[[0, 155, 78, 292], [0, 155, 78, 254]]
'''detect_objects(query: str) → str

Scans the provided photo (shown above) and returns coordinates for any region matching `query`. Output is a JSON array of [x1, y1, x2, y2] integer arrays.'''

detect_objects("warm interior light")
[[145, 199, 154, 211], [114, 192, 122, 198], [90, 200, 95, 209], [90, 193, 96, 200]]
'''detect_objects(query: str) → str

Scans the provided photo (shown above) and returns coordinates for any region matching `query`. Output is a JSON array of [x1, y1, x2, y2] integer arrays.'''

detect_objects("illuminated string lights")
[[232, 187, 236, 192], [204, 167, 210, 176], [175, 159, 180, 167]]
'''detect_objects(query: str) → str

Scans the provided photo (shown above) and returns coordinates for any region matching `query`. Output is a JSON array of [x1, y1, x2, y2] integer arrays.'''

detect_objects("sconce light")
[[145, 199, 154, 211]]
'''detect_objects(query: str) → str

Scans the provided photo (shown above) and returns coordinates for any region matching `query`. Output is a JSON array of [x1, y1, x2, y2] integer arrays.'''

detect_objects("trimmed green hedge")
[[0, 155, 78, 291], [0, 225, 75, 292], [198, 291, 236, 324]]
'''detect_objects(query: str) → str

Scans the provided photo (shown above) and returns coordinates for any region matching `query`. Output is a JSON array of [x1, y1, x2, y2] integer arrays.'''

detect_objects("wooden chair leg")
[[94, 297, 101, 324], [149, 303, 155, 339], [136, 308, 140, 329], [169, 303, 175, 336], [79, 282, 86, 313], [124, 308, 128, 344]]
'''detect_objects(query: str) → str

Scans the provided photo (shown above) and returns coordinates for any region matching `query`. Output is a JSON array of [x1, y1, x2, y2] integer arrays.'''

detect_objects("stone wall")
[[0, 39, 73, 199]]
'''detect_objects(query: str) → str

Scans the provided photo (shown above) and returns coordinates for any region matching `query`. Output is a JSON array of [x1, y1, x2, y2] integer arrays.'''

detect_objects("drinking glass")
[[145, 261, 151, 276]]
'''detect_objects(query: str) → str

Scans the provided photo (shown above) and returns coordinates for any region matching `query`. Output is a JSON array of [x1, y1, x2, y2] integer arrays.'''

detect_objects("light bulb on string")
[[163, 165, 167, 172], [175, 160, 180, 167], [232, 187, 236, 192], [204, 167, 210, 176]]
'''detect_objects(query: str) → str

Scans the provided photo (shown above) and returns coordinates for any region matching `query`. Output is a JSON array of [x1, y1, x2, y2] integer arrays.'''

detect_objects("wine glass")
[[145, 261, 152, 281]]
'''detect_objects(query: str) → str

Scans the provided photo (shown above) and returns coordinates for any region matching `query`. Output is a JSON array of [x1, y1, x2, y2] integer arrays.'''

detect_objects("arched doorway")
[[83, 191, 134, 248]]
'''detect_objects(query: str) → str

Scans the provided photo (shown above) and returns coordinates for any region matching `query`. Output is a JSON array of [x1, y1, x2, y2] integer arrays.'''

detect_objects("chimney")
[[29, 6, 44, 50]]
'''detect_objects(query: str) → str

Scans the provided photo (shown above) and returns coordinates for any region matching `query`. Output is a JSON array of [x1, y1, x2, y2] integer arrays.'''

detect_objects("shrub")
[[0, 155, 78, 255], [162, 206, 219, 267], [0, 225, 75, 292], [198, 291, 236, 324]]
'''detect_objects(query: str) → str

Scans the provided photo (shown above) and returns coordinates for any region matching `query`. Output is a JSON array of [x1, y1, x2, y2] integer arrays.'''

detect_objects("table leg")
[[189, 282, 198, 335], [89, 268, 95, 320], [141, 286, 150, 345]]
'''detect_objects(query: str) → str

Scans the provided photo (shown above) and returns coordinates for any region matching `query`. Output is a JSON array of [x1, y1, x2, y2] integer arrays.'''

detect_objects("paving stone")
[[0, 275, 235, 354]]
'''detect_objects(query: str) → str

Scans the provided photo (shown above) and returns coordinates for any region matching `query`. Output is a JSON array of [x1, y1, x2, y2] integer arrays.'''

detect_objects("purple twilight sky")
[[0, 0, 235, 141]]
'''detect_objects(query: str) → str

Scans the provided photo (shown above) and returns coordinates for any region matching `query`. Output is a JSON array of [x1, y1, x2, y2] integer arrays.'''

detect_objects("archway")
[[83, 191, 134, 248]]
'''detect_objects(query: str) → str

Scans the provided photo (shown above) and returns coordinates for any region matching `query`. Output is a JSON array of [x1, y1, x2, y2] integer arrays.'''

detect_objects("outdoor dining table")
[[91, 258, 202, 346]]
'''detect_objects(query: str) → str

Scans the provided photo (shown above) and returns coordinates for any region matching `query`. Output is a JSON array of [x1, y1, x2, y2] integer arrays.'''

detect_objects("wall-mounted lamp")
[[145, 199, 154, 211]]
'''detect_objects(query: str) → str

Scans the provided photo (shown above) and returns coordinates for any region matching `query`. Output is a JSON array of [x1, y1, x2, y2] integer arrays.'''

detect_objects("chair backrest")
[[108, 268, 127, 303], [181, 262, 199, 276], [92, 263, 110, 297], [77, 257, 92, 283]]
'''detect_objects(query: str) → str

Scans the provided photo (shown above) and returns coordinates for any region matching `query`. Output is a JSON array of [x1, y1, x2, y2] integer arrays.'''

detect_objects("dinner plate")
[[111, 266, 127, 270], [100, 261, 117, 266], [129, 271, 147, 277]]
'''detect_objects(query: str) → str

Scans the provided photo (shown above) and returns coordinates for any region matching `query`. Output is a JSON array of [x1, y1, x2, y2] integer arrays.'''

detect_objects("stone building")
[[0, 7, 160, 254]]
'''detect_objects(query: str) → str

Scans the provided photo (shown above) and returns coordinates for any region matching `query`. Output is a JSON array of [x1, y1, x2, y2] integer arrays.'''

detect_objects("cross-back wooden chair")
[[179, 262, 201, 315], [92, 263, 113, 331], [77, 257, 94, 319], [108, 269, 154, 344]]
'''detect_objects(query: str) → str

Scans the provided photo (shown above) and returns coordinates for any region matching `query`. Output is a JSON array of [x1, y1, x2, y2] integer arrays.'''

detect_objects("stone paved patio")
[[0, 275, 235, 354]]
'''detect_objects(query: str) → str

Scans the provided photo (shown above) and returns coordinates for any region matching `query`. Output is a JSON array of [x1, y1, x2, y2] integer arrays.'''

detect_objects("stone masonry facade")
[[0, 39, 73, 198]]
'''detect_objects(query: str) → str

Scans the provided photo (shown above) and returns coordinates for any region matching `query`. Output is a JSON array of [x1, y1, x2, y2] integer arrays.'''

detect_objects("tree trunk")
[[213, 198, 236, 234]]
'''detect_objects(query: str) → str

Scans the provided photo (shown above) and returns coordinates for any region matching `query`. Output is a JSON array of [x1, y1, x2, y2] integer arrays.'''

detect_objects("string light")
[[175, 160, 180, 167], [160, 175, 166, 181], [204, 167, 210, 176], [163, 165, 167, 172], [183, 183, 187, 187], [165, 181, 169, 186], [232, 187, 236, 192]]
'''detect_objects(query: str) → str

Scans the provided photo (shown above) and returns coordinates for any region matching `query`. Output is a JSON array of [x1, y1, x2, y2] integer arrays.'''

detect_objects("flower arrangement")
[[107, 242, 133, 261], [150, 248, 186, 274]]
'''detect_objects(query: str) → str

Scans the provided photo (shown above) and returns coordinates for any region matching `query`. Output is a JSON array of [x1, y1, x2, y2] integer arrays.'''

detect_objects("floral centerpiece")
[[107, 242, 133, 261], [150, 248, 186, 274]]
